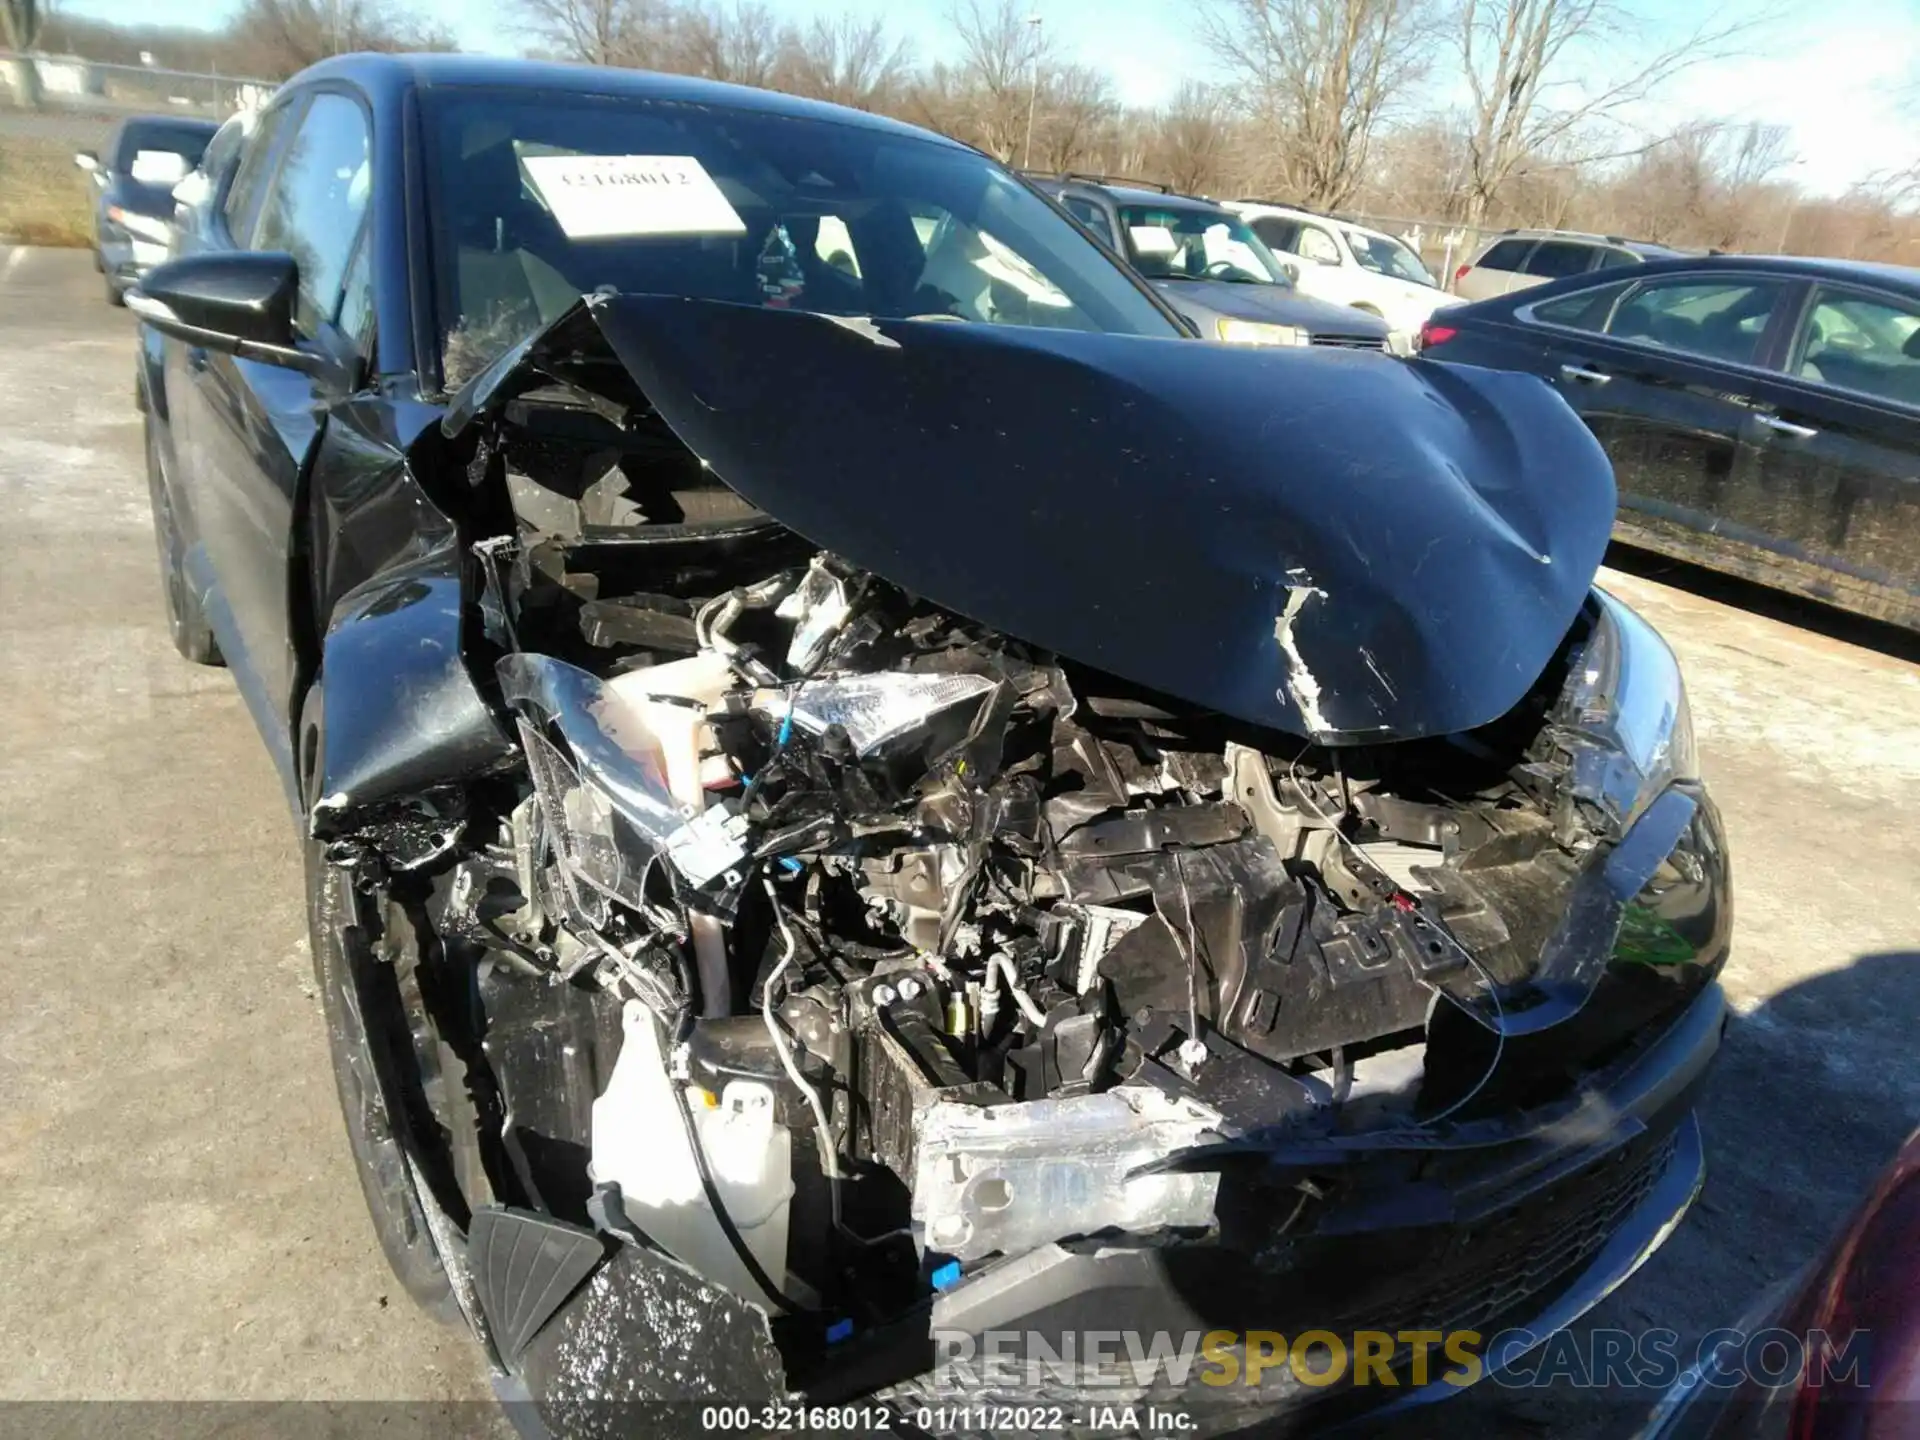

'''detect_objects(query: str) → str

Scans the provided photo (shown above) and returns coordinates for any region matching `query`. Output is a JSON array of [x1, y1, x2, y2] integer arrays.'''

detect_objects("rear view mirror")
[[127, 251, 316, 373]]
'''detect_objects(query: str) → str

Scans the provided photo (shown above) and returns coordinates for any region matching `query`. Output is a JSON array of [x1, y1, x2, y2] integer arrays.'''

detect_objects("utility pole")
[[1774, 156, 1807, 253], [1020, 13, 1043, 170]]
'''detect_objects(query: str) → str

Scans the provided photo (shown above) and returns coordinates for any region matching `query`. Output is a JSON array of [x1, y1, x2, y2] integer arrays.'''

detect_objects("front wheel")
[[105, 275, 126, 307], [144, 418, 221, 665], [307, 845, 461, 1321]]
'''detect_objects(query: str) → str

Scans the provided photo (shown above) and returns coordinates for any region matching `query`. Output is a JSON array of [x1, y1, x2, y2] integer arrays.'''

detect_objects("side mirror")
[[73, 151, 100, 173], [127, 251, 315, 372], [1280, 261, 1300, 283]]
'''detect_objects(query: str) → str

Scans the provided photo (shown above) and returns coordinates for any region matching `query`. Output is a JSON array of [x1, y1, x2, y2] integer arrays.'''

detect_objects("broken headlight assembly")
[[500, 651, 751, 917], [1551, 591, 1700, 842]]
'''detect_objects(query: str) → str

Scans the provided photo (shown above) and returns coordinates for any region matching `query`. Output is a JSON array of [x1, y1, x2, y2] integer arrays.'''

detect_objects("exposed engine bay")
[[325, 367, 1719, 1356]]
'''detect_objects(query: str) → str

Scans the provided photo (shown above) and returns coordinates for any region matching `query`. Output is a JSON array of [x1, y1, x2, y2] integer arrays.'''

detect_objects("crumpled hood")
[[1152, 277, 1388, 337], [446, 294, 1616, 742]]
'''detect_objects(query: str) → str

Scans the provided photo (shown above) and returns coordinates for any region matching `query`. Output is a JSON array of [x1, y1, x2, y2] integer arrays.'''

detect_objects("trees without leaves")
[[1203, 0, 1432, 209], [1454, 0, 1768, 227], [228, 0, 457, 78], [3, 0, 44, 106]]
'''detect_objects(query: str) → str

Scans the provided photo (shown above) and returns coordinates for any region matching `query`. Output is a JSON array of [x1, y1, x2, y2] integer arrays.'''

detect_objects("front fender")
[[303, 550, 512, 833]]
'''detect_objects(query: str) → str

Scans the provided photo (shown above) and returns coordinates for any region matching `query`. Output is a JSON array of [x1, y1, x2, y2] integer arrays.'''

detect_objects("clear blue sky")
[[57, 0, 1209, 94], [52, 0, 1920, 195]]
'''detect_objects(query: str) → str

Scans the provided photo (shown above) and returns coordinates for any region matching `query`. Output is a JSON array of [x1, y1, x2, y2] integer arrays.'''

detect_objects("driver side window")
[[252, 93, 373, 338]]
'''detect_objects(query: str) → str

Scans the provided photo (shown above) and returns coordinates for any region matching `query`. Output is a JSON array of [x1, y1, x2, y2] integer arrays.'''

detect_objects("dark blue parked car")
[[75, 114, 219, 305], [1422, 254, 1920, 630]]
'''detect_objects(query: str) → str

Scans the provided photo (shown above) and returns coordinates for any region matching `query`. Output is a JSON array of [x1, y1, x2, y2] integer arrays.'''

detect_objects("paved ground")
[[2, 244, 1917, 1437], [0, 245, 499, 1432]]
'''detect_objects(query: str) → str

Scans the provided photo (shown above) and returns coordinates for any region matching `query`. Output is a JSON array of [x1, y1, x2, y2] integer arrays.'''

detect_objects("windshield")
[[112, 120, 215, 186], [1344, 229, 1435, 287], [1117, 205, 1288, 285], [421, 89, 1181, 386]]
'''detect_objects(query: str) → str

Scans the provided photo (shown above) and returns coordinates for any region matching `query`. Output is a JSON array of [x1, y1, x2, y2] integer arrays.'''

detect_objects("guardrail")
[[1, 52, 272, 120]]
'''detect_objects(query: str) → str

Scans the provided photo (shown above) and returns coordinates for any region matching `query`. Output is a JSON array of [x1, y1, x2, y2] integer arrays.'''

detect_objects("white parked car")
[[1226, 202, 1461, 337]]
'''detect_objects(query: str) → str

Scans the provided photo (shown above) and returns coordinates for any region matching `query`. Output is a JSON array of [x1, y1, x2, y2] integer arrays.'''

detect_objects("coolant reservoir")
[[597, 653, 737, 1009], [599, 652, 736, 806], [591, 1001, 794, 1306]]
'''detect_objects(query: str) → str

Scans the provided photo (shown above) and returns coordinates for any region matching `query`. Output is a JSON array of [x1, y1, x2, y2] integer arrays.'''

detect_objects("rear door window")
[[1523, 241, 1600, 279], [1607, 277, 1787, 366], [1794, 288, 1920, 409], [1475, 238, 1534, 271], [1528, 279, 1633, 332]]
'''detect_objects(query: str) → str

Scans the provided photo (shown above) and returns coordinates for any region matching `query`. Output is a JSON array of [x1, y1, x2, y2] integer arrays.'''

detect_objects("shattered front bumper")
[[476, 980, 1724, 1439]]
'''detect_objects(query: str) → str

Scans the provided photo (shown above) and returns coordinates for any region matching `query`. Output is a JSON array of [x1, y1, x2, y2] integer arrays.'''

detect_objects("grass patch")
[[0, 133, 94, 248]]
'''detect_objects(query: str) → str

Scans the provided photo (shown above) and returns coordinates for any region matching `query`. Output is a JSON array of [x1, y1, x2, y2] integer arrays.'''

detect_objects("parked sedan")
[[1028, 175, 1392, 348], [1423, 255, 1920, 630], [131, 53, 1728, 1437], [74, 115, 220, 305]]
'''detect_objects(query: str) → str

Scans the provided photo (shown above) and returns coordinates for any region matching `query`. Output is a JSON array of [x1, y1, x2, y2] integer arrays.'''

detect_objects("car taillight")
[[1419, 321, 1459, 350], [107, 205, 127, 225], [1453, 263, 1472, 284]]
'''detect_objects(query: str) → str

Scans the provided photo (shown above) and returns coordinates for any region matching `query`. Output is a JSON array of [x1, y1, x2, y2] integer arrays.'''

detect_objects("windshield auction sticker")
[[522, 154, 747, 239]]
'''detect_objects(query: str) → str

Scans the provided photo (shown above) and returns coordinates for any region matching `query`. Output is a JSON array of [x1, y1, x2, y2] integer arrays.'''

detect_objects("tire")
[[144, 418, 222, 665], [92, 248, 104, 273], [105, 276, 126, 307], [306, 844, 462, 1322]]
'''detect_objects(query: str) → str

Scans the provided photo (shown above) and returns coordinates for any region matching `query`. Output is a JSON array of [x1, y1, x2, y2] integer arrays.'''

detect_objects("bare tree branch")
[[672, 0, 782, 86], [780, 12, 914, 110], [228, 0, 457, 78], [1146, 80, 1234, 194], [1454, 0, 1772, 226], [948, 0, 1053, 163], [1203, 0, 1434, 210]]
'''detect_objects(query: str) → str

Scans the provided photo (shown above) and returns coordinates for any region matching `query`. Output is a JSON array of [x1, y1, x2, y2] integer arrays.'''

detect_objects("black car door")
[[1738, 283, 1920, 620], [1516, 271, 1794, 545], [174, 89, 375, 776]]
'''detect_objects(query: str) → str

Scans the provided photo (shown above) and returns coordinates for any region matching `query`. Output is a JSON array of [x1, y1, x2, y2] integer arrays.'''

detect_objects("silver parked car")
[[1453, 229, 1685, 302]]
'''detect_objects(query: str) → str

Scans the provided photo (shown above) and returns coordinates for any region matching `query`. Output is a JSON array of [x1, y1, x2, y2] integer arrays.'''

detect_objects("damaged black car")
[[130, 53, 1731, 1438]]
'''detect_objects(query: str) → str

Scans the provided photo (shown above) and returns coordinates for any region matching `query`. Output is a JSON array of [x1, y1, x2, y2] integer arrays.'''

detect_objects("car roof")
[[1451, 251, 1920, 315], [1483, 229, 1681, 255], [1623, 252, 1920, 289], [1230, 200, 1333, 222], [1230, 201, 1409, 242], [289, 52, 970, 152], [112, 114, 221, 140], [1034, 175, 1230, 213]]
